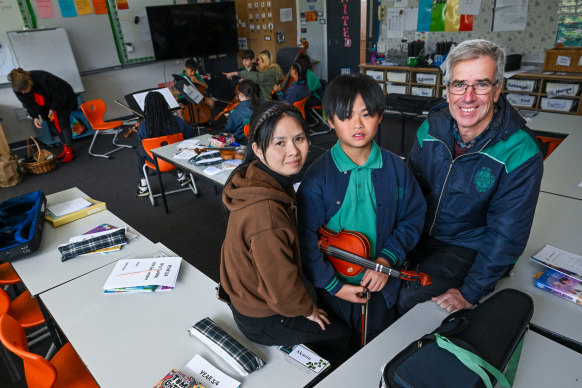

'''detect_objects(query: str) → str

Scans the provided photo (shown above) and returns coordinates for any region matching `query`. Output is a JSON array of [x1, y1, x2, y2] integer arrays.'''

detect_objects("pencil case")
[[58, 228, 128, 261], [188, 317, 266, 376]]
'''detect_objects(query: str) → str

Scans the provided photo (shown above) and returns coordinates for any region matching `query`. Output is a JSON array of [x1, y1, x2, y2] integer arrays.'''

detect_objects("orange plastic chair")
[[0, 314, 98, 388], [0, 262, 20, 290], [142, 133, 198, 206], [81, 99, 134, 159], [293, 95, 310, 119], [244, 123, 251, 138], [536, 135, 563, 160], [0, 288, 52, 348]]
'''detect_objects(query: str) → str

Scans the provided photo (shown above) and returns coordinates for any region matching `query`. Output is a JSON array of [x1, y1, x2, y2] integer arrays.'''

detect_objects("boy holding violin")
[[297, 73, 426, 346]]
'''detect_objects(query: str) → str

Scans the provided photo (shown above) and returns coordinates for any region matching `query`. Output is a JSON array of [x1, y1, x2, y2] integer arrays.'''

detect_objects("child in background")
[[224, 80, 260, 143], [272, 62, 310, 105], [296, 73, 426, 347], [136, 91, 194, 197]]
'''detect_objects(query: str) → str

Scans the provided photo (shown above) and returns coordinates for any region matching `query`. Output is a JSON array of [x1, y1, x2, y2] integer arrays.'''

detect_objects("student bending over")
[[220, 102, 352, 366], [224, 80, 260, 143], [135, 91, 194, 197], [297, 74, 426, 348]]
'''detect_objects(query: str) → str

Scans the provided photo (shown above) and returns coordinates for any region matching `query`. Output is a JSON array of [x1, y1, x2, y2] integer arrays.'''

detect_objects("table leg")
[[153, 154, 169, 214], [37, 297, 65, 350]]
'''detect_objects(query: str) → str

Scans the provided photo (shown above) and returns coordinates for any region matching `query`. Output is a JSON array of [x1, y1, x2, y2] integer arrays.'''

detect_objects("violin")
[[214, 84, 240, 121], [317, 225, 432, 287], [272, 40, 309, 98], [114, 99, 143, 138]]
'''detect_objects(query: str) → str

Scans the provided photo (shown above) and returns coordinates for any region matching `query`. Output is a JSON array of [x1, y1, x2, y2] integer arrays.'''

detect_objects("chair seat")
[[92, 120, 124, 131], [9, 290, 45, 328], [0, 262, 20, 285], [51, 342, 99, 388], [145, 159, 175, 173]]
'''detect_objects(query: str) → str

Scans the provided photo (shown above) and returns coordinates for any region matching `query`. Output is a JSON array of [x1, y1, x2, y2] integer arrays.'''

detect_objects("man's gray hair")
[[443, 39, 506, 84]]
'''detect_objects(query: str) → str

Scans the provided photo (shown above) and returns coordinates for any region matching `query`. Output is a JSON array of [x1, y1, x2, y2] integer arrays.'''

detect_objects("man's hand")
[[336, 284, 368, 304], [306, 306, 330, 330], [33, 117, 42, 128], [432, 288, 472, 312], [361, 257, 390, 292], [48, 110, 54, 121]]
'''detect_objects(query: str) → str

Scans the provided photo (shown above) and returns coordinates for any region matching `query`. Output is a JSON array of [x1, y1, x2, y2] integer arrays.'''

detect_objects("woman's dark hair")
[[184, 58, 198, 71], [237, 80, 260, 111], [322, 73, 384, 123], [291, 62, 306, 82], [143, 91, 179, 138], [225, 102, 307, 187], [241, 50, 255, 60]]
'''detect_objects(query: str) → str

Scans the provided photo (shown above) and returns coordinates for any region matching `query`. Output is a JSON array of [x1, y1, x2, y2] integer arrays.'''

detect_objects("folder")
[[44, 198, 107, 227]]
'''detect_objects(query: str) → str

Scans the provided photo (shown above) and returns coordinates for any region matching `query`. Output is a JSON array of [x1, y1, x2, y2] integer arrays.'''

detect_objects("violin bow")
[[319, 243, 433, 287]]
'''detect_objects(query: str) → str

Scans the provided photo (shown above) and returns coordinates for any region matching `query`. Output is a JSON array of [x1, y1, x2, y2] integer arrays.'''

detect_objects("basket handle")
[[26, 136, 46, 162]]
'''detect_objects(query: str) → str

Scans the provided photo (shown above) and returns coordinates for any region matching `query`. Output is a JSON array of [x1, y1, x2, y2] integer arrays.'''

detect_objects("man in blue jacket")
[[398, 39, 543, 315]]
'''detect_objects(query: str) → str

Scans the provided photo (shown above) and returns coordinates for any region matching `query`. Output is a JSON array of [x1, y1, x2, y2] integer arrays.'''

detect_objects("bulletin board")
[[0, 0, 30, 83]]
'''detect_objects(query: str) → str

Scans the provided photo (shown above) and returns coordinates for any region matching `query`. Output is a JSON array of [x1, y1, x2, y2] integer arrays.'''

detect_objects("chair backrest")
[[293, 95, 310, 119], [80, 99, 107, 127], [142, 133, 184, 172], [0, 314, 57, 388], [0, 288, 10, 315], [244, 123, 251, 138]]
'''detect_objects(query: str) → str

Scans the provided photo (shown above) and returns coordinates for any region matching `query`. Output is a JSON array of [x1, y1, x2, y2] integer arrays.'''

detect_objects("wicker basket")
[[21, 137, 57, 174]]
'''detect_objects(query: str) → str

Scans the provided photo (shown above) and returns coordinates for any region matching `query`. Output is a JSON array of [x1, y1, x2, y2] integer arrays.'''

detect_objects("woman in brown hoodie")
[[220, 102, 352, 366]]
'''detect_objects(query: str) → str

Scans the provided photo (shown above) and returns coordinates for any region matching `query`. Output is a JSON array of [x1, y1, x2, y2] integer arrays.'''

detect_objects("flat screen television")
[[146, 2, 238, 61]]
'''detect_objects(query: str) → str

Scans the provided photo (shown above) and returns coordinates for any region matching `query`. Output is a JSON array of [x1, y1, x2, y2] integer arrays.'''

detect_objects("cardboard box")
[[540, 98, 577, 112], [415, 73, 437, 85], [411, 86, 435, 97], [507, 93, 536, 108], [367, 70, 384, 81], [45, 198, 107, 227], [386, 84, 409, 94], [506, 79, 537, 92], [387, 72, 408, 82]]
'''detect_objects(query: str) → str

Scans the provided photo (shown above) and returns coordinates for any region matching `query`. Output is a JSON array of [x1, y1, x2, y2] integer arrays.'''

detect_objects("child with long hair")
[[272, 61, 310, 105], [220, 102, 352, 366], [224, 80, 260, 142], [135, 91, 194, 197]]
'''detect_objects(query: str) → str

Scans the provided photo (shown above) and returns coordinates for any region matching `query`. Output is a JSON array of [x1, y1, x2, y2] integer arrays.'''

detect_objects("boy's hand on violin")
[[272, 84, 282, 93], [336, 284, 367, 304], [361, 257, 390, 292], [306, 306, 330, 330]]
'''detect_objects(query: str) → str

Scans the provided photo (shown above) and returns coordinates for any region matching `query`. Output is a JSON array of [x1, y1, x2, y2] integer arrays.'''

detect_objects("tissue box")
[[415, 73, 437, 85], [540, 98, 577, 112], [387, 72, 409, 82], [506, 79, 537, 92], [545, 82, 580, 97], [386, 84, 409, 94], [411, 86, 435, 97], [507, 93, 536, 108], [367, 70, 384, 81], [210, 133, 235, 148]]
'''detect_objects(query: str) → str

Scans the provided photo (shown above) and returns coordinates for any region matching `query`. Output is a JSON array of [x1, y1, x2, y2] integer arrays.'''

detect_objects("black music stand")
[[172, 74, 206, 136], [124, 87, 181, 117]]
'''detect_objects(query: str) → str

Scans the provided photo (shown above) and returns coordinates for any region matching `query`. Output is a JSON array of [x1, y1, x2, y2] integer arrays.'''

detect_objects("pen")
[[118, 269, 158, 277]]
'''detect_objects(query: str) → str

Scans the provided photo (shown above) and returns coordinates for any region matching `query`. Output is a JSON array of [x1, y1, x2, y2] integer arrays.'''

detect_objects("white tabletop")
[[152, 134, 236, 187], [526, 112, 582, 136], [11, 187, 156, 297], [539, 129, 582, 200], [316, 301, 448, 387], [495, 192, 582, 343], [40, 243, 322, 388]]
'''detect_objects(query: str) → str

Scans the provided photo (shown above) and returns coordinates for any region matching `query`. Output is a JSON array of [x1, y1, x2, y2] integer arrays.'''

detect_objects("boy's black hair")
[[241, 50, 255, 60], [322, 73, 385, 122], [184, 58, 198, 70]]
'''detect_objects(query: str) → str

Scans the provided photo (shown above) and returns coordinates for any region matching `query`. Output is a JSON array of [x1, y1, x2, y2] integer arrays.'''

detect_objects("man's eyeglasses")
[[447, 81, 498, 95]]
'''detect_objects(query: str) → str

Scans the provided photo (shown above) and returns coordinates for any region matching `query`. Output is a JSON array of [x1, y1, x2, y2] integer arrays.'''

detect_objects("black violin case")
[[0, 191, 46, 263]]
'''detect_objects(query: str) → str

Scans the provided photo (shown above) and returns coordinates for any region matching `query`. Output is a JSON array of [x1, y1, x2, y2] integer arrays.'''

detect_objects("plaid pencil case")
[[188, 151, 223, 166], [58, 228, 128, 262], [188, 317, 266, 376]]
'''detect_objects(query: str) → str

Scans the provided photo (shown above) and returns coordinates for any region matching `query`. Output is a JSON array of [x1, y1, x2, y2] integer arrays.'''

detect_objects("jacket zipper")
[[428, 138, 493, 236]]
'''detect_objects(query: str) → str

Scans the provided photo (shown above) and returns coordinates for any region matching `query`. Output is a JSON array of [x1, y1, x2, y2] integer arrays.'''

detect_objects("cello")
[[271, 40, 309, 98]]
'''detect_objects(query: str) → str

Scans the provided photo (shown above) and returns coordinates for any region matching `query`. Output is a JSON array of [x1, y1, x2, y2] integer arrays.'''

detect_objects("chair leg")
[[188, 173, 198, 196], [143, 165, 156, 206], [308, 108, 332, 136], [89, 129, 133, 158], [88, 130, 111, 159], [112, 129, 135, 149]]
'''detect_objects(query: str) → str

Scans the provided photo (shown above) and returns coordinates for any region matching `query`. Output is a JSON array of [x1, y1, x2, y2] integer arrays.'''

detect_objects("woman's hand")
[[33, 117, 42, 128], [223, 71, 238, 80], [306, 306, 330, 330]]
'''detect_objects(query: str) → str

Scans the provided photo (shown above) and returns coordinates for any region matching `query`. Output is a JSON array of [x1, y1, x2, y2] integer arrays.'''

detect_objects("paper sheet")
[[182, 354, 240, 388], [204, 166, 223, 176], [173, 149, 198, 160], [133, 88, 179, 111], [531, 244, 582, 281], [493, 1, 529, 32], [459, 0, 481, 15], [404, 8, 418, 31], [386, 8, 405, 38], [48, 198, 92, 217]]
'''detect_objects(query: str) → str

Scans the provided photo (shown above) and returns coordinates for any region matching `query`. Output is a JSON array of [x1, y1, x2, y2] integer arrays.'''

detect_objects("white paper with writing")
[[531, 244, 582, 281], [102, 257, 182, 290], [182, 354, 240, 388], [48, 198, 92, 217]]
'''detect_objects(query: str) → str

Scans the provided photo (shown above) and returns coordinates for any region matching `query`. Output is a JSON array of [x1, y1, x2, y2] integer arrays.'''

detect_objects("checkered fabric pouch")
[[58, 228, 128, 262], [189, 150, 223, 166], [188, 317, 266, 376]]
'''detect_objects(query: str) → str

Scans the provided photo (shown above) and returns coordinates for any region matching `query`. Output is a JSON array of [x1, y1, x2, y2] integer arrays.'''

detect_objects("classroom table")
[[10, 187, 157, 297], [40, 243, 325, 388], [525, 112, 582, 200], [151, 134, 236, 213], [316, 300, 582, 387], [494, 191, 582, 344]]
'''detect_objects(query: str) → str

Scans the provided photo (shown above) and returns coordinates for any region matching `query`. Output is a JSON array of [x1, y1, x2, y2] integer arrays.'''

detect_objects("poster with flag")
[[418, 0, 473, 32]]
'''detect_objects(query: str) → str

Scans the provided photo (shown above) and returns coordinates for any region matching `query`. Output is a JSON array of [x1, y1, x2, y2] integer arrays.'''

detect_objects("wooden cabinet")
[[502, 70, 582, 115], [359, 64, 444, 98]]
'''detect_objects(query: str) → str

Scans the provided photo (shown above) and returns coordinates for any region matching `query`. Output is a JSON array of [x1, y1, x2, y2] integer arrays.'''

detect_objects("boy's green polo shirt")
[[326, 140, 382, 287]]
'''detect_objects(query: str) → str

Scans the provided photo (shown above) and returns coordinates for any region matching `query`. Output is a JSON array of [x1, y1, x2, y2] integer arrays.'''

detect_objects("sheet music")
[[133, 88, 179, 111]]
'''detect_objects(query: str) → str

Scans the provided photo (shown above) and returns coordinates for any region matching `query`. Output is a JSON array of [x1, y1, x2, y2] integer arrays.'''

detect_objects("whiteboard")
[[0, 0, 26, 83], [8, 28, 85, 93]]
